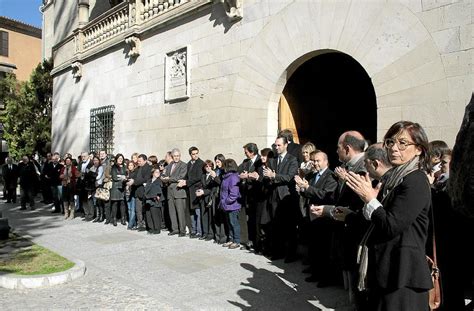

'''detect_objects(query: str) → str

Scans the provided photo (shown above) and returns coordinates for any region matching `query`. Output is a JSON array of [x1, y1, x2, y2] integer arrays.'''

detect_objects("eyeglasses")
[[384, 138, 417, 151]]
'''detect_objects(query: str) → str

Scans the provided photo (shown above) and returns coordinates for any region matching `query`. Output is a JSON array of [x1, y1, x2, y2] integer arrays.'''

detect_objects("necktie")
[[314, 173, 321, 185], [9, 165, 12, 170], [278, 155, 282, 167], [170, 163, 176, 175]]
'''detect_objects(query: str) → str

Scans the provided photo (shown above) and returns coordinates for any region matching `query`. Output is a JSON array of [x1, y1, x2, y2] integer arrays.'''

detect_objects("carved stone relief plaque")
[[165, 46, 190, 102]]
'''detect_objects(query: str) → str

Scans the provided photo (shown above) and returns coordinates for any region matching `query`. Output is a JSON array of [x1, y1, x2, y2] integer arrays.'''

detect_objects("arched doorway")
[[279, 51, 377, 168]]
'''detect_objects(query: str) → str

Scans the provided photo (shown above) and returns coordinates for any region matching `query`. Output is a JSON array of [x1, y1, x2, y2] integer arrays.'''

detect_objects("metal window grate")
[[90, 105, 115, 154]]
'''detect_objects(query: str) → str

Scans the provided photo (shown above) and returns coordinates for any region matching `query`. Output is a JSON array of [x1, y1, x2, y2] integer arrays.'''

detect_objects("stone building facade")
[[43, 0, 472, 163]]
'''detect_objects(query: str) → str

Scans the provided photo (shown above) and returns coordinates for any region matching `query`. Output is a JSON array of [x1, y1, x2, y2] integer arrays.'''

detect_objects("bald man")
[[310, 131, 369, 307]]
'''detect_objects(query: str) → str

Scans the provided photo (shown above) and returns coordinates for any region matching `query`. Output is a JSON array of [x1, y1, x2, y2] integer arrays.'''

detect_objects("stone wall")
[[51, 0, 472, 163]]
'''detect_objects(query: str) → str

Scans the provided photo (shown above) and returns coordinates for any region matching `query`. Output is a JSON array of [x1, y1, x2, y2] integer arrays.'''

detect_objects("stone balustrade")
[[140, 0, 187, 22], [51, 0, 211, 76], [82, 2, 129, 50]]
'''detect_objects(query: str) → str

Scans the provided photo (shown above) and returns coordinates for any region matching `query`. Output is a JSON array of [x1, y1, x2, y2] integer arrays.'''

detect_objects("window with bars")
[[90, 105, 115, 154], [0, 31, 8, 57]]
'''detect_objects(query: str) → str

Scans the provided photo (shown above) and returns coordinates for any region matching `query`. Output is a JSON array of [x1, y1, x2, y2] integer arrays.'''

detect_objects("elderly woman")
[[345, 121, 432, 311]]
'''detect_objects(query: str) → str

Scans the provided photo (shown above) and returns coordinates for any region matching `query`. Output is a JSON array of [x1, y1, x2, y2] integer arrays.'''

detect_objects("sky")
[[0, 0, 43, 28]]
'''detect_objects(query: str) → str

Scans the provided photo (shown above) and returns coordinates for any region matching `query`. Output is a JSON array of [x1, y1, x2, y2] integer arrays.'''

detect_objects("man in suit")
[[18, 155, 38, 210], [162, 148, 188, 236], [238, 143, 263, 250], [279, 129, 304, 164], [264, 136, 299, 262], [128, 154, 152, 231], [77, 152, 92, 215], [44, 152, 64, 213], [39, 153, 53, 204], [182, 146, 204, 238], [2, 157, 19, 203], [311, 131, 369, 305], [296, 150, 338, 283]]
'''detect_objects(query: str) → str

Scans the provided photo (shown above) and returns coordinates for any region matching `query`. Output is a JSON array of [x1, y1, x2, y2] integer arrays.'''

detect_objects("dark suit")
[[268, 153, 299, 259], [300, 168, 338, 281], [165, 161, 188, 233], [144, 177, 163, 232], [287, 142, 303, 164], [324, 154, 368, 306], [238, 156, 263, 246], [18, 161, 38, 209], [367, 170, 432, 310], [2, 163, 18, 203], [132, 163, 152, 227], [44, 162, 64, 212]]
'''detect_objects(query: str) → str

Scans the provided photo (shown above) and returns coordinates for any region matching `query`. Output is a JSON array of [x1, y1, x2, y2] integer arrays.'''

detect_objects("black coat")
[[44, 162, 64, 186], [144, 178, 163, 208], [238, 156, 263, 207], [110, 165, 127, 201], [133, 163, 152, 200], [368, 170, 432, 291], [186, 158, 204, 209], [18, 162, 39, 188], [2, 163, 19, 189]]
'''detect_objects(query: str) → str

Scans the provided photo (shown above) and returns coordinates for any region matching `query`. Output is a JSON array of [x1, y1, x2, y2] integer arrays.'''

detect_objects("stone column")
[[78, 0, 90, 26]]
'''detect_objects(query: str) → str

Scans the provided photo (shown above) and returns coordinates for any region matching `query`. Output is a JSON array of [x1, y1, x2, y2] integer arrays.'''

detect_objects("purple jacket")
[[220, 172, 241, 211]]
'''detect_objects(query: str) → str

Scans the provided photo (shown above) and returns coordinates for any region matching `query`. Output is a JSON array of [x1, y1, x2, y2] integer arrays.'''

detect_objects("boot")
[[68, 208, 75, 220], [98, 206, 105, 222], [92, 206, 100, 222], [64, 204, 69, 219], [120, 205, 127, 225]]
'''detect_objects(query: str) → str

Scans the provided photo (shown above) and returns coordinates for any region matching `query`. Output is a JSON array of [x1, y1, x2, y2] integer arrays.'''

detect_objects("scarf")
[[357, 156, 421, 291]]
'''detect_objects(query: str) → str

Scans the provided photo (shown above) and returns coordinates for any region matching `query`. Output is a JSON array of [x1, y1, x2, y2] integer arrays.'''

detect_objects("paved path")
[[0, 201, 351, 310]]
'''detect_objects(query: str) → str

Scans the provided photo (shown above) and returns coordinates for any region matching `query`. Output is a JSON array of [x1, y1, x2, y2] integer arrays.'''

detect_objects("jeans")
[[51, 185, 63, 212], [127, 197, 136, 228], [227, 209, 241, 244], [191, 208, 202, 235]]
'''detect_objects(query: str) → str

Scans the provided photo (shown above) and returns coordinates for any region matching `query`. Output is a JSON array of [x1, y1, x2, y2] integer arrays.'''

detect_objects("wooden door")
[[278, 94, 300, 143]]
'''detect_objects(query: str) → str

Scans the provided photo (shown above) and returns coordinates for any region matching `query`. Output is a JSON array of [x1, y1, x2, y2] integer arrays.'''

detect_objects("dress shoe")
[[190, 233, 198, 239], [6, 200, 11, 203], [104, 219, 110, 225], [19, 207, 26, 210], [168, 231, 179, 236], [178, 233, 186, 237], [121, 218, 126, 225], [113, 219, 117, 226], [153, 230, 161, 235], [137, 226, 146, 232], [305, 275, 319, 283], [204, 236, 213, 241]]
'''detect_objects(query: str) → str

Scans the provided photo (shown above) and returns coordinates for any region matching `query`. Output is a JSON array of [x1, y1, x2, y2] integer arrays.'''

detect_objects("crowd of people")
[[2, 121, 472, 311]]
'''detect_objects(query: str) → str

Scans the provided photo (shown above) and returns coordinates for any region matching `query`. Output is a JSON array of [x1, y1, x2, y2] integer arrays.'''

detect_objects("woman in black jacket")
[[107, 154, 127, 226], [144, 167, 163, 234], [196, 160, 220, 241], [346, 121, 432, 311]]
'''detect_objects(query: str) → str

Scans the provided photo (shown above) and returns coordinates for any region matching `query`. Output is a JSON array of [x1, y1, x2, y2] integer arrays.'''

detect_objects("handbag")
[[427, 203, 441, 310], [95, 187, 110, 201]]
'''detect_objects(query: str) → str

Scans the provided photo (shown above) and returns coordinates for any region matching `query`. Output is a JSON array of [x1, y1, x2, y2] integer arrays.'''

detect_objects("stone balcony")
[[51, 0, 212, 76]]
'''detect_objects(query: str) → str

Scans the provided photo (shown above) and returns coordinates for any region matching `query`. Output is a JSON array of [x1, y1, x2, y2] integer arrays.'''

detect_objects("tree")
[[0, 59, 53, 159]]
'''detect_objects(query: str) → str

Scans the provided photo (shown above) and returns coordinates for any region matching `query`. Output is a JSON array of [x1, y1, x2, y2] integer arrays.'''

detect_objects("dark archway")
[[281, 52, 377, 168]]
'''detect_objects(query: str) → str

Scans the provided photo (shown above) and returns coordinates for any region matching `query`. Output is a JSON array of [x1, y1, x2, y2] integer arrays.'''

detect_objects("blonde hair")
[[302, 142, 316, 154]]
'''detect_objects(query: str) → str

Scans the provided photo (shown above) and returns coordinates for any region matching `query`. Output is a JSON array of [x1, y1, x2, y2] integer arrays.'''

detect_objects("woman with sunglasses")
[[345, 121, 432, 311]]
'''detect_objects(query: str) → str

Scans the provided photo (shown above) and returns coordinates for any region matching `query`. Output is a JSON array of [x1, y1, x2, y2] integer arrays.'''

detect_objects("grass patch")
[[0, 243, 75, 275]]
